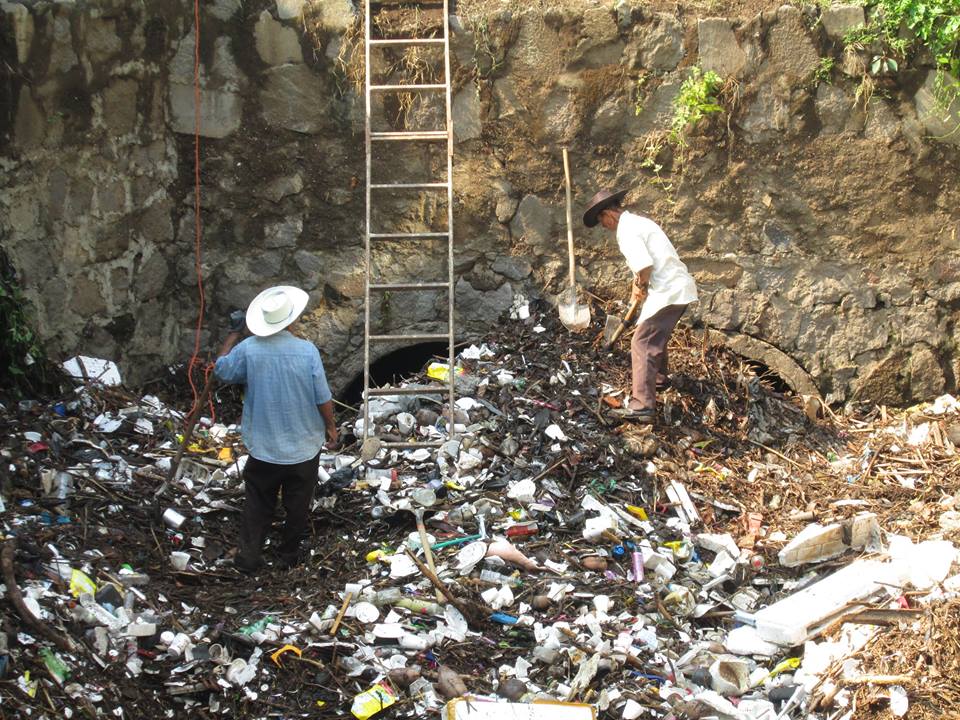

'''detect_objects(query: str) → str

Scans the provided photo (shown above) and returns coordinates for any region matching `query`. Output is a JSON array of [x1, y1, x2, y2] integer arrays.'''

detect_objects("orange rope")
[[186, 0, 214, 421]]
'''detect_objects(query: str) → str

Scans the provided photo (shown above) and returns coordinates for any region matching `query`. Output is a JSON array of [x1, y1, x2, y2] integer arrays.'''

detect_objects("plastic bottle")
[[39, 648, 70, 684], [125, 639, 142, 677], [505, 523, 538, 538], [395, 598, 443, 615], [366, 467, 398, 483], [367, 588, 402, 606], [238, 616, 275, 636], [479, 569, 521, 587]]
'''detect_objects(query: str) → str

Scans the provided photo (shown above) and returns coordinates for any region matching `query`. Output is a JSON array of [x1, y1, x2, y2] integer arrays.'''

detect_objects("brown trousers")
[[630, 304, 687, 411]]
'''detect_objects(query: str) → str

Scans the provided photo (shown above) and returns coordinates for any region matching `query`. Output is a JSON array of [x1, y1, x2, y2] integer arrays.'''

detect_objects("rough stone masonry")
[[0, 0, 958, 404]]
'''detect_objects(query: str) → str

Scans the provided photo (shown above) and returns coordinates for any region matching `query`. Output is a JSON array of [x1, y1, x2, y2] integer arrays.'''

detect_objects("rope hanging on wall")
[[186, 0, 214, 421]]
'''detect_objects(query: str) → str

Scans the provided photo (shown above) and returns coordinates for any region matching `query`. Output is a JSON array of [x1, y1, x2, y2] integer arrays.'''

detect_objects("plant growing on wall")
[[669, 66, 724, 147], [0, 251, 52, 397], [845, 0, 960, 107]]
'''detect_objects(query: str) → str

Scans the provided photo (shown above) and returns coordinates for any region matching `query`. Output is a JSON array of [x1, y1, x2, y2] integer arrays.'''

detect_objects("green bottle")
[[39, 648, 70, 684]]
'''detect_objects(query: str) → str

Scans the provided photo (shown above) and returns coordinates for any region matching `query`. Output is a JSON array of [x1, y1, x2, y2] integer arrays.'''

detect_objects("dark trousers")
[[238, 453, 319, 564], [630, 304, 687, 411]]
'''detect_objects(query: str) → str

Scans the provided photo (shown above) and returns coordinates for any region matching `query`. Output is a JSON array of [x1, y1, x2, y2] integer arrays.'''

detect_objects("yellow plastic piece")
[[426, 362, 464, 382], [351, 682, 396, 720], [21, 671, 38, 698], [69, 569, 97, 598], [625, 505, 648, 520], [765, 657, 801, 682], [366, 550, 384, 563], [270, 644, 302, 667], [218, 447, 234, 462]]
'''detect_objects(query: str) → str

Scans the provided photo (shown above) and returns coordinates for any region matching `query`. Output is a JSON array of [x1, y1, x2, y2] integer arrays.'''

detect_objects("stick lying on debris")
[[2, 538, 78, 654], [403, 548, 484, 626]]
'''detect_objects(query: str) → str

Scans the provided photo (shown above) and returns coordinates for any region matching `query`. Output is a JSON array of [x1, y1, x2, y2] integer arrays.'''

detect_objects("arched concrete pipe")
[[695, 328, 823, 407]]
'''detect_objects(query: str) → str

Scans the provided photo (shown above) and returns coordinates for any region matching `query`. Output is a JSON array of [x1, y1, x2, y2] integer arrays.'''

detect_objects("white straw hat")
[[245, 286, 309, 337]]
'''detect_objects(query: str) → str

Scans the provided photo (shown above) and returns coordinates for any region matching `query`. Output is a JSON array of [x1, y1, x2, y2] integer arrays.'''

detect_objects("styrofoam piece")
[[709, 656, 751, 696], [753, 559, 897, 646], [737, 699, 778, 720], [665, 480, 700, 526], [778, 513, 882, 567], [696, 533, 742, 560], [887, 535, 958, 590], [724, 625, 780, 657], [63, 356, 122, 385], [441, 699, 596, 720], [708, 550, 737, 578]]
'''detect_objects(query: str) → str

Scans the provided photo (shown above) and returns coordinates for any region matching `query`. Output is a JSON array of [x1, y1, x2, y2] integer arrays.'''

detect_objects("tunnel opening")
[[741, 359, 794, 396], [340, 342, 449, 406]]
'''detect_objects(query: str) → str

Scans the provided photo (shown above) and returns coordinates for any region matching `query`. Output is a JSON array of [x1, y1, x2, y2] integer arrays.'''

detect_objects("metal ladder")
[[362, 0, 455, 448]]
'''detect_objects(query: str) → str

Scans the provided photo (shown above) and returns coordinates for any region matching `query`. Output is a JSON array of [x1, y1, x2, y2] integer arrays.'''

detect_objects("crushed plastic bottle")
[[39, 648, 70, 685]]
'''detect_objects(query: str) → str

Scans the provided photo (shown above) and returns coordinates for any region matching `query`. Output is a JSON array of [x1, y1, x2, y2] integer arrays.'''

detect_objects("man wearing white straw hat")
[[215, 285, 338, 573]]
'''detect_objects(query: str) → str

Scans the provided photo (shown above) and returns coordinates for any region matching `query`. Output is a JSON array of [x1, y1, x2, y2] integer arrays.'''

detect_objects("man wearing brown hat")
[[583, 189, 697, 423]]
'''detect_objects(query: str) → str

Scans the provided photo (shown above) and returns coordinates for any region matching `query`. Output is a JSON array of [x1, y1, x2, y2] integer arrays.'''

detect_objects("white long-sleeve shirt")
[[616, 211, 698, 323]]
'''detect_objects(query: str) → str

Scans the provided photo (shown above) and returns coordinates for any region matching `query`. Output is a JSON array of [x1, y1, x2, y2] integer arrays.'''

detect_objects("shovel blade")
[[558, 286, 591, 331], [559, 302, 591, 331], [602, 314, 623, 345]]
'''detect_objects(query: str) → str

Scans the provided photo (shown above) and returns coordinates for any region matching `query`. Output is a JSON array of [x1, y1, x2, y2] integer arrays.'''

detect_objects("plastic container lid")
[[457, 541, 487, 571], [353, 602, 380, 624]]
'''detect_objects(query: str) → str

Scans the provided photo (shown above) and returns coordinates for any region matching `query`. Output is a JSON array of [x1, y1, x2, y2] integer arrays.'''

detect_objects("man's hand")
[[325, 425, 340, 449], [228, 310, 246, 334], [631, 268, 650, 305]]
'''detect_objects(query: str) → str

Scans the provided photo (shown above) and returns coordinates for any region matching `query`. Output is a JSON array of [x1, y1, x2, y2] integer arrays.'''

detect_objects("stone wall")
[[1, 0, 959, 404]]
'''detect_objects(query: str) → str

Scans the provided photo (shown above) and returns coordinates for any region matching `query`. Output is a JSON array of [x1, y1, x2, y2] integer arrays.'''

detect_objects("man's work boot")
[[233, 552, 264, 575]]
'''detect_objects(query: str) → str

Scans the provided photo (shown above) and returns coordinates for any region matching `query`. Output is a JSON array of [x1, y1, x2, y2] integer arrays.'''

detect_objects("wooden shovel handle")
[[603, 296, 642, 349], [562, 148, 575, 288]]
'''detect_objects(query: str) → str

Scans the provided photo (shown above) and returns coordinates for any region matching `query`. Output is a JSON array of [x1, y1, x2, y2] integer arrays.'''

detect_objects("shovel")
[[601, 295, 641, 350], [558, 148, 591, 332]]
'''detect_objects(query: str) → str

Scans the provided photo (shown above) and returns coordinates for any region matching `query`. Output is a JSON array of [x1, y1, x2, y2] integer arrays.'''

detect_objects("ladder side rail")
[[443, 0, 456, 431], [363, 0, 374, 437]]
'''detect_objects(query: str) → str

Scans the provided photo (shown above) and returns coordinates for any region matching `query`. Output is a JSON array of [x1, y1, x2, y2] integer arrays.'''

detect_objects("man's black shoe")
[[233, 555, 263, 575]]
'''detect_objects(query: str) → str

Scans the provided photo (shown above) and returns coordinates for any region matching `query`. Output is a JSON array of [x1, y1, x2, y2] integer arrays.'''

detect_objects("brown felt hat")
[[582, 188, 628, 228]]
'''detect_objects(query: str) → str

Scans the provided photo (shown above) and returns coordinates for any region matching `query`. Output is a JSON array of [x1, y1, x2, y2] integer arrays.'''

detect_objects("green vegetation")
[[872, 0, 958, 75], [843, 0, 959, 98], [634, 72, 650, 116], [669, 67, 724, 146], [0, 251, 51, 396], [814, 56, 836, 84]]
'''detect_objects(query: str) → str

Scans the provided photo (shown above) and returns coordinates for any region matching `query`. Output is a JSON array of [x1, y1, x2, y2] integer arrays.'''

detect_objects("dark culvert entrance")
[[340, 342, 449, 406], [741, 360, 794, 395]]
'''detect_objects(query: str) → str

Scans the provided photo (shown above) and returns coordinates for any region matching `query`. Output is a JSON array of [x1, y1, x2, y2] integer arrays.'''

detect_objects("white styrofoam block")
[[695, 533, 741, 560], [724, 625, 781, 657], [778, 513, 882, 567], [754, 559, 897, 646], [442, 699, 596, 720]]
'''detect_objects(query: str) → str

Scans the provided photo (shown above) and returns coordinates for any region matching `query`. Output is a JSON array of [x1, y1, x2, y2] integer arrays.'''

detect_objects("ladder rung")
[[369, 84, 446, 92], [369, 232, 449, 239], [369, 333, 449, 342], [369, 38, 445, 46], [382, 441, 445, 449], [370, 282, 449, 291], [370, 182, 449, 189], [370, 131, 448, 141], [367, 386, 448, 396]]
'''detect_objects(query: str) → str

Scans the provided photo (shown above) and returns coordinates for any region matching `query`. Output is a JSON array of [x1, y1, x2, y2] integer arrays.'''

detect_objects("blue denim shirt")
[[214, 331, 332, 464]]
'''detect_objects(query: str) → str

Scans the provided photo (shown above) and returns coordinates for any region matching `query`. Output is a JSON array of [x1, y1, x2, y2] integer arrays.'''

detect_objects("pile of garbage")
[[3, 305, 959, 719]]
